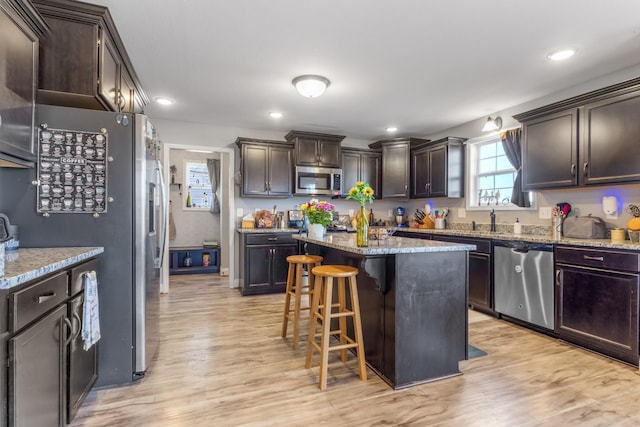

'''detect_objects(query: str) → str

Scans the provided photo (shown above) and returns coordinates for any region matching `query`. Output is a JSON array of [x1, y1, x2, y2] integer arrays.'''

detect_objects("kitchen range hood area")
[[1, 0, 640, 425]]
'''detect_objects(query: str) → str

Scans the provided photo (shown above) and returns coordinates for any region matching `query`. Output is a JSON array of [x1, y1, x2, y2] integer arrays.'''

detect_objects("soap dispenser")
[[514, 218, 522, 235]]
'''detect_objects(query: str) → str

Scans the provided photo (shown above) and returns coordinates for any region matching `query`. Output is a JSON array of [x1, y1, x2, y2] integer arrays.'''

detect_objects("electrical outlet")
[[236, 208, 243, 217], [539, 207, 552, 219], [458, 208, 466, 218], [220, 268, 229, 276], [388, 209, 393, 218]]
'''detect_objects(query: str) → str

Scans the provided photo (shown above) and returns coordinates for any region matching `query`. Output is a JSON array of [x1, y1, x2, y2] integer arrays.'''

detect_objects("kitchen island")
[[294, 233, 475, 389]]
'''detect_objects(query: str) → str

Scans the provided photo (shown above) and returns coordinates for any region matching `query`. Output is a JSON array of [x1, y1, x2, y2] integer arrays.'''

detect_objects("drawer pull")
[[583, 255, 604, 261], [267, 237, 278, 241], [37, 292, 57, 304]]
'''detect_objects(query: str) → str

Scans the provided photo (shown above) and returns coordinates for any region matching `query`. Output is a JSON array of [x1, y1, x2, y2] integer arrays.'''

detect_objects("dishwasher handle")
[[494, 240, 553, 253]]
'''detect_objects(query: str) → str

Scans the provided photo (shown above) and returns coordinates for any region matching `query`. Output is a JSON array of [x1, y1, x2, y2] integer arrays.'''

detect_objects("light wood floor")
[[70, 274, 640, 427]]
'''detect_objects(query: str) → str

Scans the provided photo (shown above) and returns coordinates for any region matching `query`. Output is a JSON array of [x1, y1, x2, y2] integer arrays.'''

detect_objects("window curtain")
[[500, 128, 530, 208], [206, 159, 220, 213]]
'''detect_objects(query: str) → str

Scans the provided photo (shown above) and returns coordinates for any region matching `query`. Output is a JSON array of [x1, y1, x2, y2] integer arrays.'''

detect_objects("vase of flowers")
[[300, 199, 335, 239], [346, 181, 375, 247]]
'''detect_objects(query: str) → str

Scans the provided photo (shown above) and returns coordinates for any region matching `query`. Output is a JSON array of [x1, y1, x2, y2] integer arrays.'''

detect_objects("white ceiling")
[[95, 0, 640, 141]]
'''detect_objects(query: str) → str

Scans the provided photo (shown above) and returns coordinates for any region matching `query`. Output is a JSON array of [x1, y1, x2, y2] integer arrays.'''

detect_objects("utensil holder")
[[552, 216, 563, 239]]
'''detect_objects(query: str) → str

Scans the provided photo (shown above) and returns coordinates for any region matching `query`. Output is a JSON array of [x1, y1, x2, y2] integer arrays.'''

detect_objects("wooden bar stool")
[[281, 254, 323, 350], [305, 265, 367, 390]]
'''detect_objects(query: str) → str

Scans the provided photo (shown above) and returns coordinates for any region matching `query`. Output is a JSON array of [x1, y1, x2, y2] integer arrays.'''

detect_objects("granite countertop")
[[398, 228, 640, 251], [293, 233, 475, 255], [236, 228, 301, 234], [0, 247, 104, 290], [237, 226, 640, 251]]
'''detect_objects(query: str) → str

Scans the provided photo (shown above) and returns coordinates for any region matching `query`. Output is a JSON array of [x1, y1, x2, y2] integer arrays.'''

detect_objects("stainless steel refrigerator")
[[0, 104, 166, 387]]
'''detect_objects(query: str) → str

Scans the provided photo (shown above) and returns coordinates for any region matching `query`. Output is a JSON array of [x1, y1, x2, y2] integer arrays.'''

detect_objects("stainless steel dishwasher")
[[493, 240, 555, 330]]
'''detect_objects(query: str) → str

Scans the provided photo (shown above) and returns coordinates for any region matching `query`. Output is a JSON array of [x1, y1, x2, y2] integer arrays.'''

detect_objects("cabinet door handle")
[[72, 312, 83, 339], [583, 162, 589, 176], [583, 255, 604, 261], [570, 164, 576, 177], [555, 269, 561, 286], [37, 292, 57, 304], [63, 317, 74, 346]]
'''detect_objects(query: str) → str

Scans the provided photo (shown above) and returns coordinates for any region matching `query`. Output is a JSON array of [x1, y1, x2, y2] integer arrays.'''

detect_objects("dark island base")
[[305, 243, 469, 389]]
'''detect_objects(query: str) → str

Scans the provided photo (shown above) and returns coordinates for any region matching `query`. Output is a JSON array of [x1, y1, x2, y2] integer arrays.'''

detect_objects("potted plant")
[[300, 199, 335, 239]]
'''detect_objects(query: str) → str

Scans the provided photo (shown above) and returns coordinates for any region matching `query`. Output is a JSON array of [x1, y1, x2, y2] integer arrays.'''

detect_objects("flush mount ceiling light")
[[386, 127, 398, 133], [292, 75, 330, 98], [269, 112, 283, 119], [481, 116, 503, 132], [547, 49, 575, 61], [154, 96, 175, 106]]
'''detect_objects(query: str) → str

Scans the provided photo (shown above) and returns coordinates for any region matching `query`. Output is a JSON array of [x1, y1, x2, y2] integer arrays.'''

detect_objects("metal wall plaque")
[[37, 128, 108, 214]]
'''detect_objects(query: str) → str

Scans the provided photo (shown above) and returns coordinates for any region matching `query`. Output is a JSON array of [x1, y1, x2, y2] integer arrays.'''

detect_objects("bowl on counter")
[[368, 227, 396, 243]]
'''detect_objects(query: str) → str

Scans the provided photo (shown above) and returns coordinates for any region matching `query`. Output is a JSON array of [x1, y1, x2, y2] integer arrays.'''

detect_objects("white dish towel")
[[82, 271, 101, 350]]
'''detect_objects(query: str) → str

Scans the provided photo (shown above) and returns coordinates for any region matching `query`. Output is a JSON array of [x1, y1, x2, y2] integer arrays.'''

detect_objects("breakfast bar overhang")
[[294, 233, 475, 389]]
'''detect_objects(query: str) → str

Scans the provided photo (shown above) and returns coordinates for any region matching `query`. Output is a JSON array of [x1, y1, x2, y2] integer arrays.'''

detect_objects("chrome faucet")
[[490, 209, 496, 232]]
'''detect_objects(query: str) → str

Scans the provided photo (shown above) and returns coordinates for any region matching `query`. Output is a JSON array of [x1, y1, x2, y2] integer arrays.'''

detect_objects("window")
[[184, 161, 212, 210], [467, 134, 535, 210]]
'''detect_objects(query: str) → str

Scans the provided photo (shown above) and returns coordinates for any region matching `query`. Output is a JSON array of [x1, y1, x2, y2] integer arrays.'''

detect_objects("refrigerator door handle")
[[155, 159, 168, 268]]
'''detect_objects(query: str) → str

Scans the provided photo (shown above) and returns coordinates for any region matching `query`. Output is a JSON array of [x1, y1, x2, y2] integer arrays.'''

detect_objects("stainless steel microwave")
[[295, 166, 342, 196]]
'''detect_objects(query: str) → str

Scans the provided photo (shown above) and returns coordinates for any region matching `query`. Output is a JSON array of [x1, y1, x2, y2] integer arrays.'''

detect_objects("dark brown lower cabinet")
[[3, 258, 99, 426], [240, 233, 298, 295], [9, 304, 67, 427], [555, 246, 639, 365]]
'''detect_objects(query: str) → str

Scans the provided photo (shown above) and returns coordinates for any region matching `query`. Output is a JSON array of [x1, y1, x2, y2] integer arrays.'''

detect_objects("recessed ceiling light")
[[269, 112, 283, 119], [154, 96, 175, 105], [386, 127, 398, 133], [547, 49, 575, 61]]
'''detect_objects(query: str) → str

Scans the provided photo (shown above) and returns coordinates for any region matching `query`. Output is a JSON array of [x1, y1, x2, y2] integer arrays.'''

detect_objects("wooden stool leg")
[[305, 273, 322, 369], [318, 277, 334, 390], [292, 263, 304, 350], [338, 277, 348, 363], [349, 275, 367, 382], [281, 261, 295, 338]]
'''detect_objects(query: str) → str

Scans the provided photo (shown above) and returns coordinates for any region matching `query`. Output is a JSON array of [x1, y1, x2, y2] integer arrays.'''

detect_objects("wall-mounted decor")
[[37, 128, 108, 214]]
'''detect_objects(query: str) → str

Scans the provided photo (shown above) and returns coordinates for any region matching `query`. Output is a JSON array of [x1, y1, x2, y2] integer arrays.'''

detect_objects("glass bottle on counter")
[[186, 187, 192, 208]]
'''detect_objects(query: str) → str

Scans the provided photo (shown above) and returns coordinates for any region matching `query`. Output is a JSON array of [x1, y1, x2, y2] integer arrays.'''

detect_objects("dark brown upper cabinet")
[[32, 0, 148, 113], [285, 131, 345, 168], [236, 138, 293, 197], [410, 137, 466, 198], [516, 76, 640, 190], [341, 148, 381, 197], [370, 138, 429, 199], [0, 0, 47, 167]]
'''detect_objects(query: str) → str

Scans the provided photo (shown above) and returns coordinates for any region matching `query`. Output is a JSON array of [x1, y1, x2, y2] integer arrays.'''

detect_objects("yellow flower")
[[300, 203, 308, 210], [346, 181, 375, 207]]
